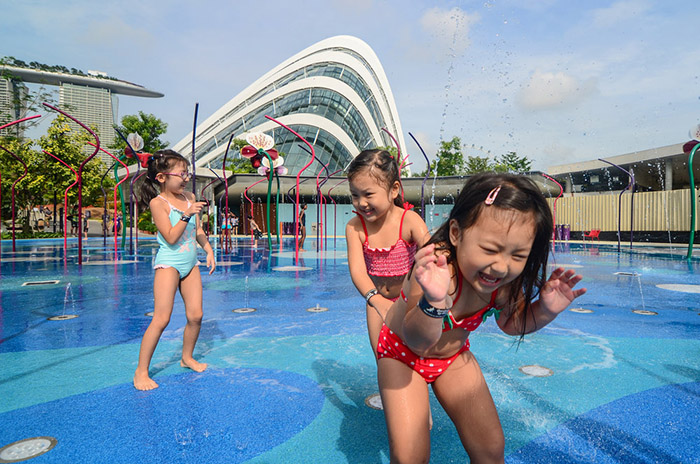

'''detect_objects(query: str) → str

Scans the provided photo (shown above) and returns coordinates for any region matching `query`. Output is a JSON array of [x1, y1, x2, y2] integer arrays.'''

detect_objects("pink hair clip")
[[485, 185, 501, 205]]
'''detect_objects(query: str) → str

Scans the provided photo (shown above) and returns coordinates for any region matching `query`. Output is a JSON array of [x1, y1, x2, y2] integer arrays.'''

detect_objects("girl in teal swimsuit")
[[133, 150, 216, 391], [378, 173, 587, 463]]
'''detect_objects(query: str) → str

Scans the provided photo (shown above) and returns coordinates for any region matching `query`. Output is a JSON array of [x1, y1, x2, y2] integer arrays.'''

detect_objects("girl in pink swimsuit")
[[345, 149, 428, 354], [378, 172, 587, 463]]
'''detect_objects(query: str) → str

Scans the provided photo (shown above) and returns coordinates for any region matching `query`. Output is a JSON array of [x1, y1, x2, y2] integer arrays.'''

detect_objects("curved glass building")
[[172, 35, 406, 176]]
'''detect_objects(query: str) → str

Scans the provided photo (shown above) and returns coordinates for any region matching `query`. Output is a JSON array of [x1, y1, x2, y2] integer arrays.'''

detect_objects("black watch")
[[418, 296, 450, 318]]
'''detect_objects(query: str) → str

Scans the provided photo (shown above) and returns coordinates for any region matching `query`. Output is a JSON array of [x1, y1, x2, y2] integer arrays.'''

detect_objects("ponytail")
[[138, 149, 189, 209]]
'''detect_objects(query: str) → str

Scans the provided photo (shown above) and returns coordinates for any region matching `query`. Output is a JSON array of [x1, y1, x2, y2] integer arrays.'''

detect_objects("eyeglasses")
[[163, 172, 192, 181]]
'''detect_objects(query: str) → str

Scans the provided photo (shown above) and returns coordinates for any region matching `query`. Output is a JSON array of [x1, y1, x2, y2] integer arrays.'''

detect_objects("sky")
[[2, 0, 699, 173]]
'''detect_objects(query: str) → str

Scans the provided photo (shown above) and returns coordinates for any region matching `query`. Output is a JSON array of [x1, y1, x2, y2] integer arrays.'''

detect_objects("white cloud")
[[518, 70, 598, 110], [420, 7, 480, 55], [592, 0, 652, 28]]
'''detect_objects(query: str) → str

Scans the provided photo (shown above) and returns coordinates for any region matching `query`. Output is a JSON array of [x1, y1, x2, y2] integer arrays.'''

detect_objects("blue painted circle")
[[508, 381, 700, 463], [0, 368, 324, 463]]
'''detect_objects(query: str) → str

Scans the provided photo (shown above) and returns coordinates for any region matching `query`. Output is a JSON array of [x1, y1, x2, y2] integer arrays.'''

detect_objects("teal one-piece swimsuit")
[[153, 195, 198, 278]]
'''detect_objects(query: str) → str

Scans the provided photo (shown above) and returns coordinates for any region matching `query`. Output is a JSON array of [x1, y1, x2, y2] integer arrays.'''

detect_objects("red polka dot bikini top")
[[441, 275, 501, 332], [400, 269, 503, 332]]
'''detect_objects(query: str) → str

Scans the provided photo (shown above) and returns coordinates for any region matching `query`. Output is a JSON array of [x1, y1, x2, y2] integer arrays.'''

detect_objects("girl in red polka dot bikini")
[[377, 172, 586, 463]]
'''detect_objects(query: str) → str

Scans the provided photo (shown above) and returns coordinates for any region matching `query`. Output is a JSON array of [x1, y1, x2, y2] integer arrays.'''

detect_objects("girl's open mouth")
[[479, 272, 501, 286]]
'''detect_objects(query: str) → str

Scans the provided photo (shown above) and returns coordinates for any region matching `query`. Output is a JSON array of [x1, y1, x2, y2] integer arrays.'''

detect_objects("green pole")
[[259, 149, 273, 250], [687, 144, 698, 260], [275, 172, 281, 244]]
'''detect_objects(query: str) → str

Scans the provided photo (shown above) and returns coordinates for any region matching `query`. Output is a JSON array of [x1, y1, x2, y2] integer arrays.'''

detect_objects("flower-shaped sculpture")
[[259, 155, 288, 176], [241, 132, 279, 172], [122, 133, 153, 167], [240, 131, 287, 250]]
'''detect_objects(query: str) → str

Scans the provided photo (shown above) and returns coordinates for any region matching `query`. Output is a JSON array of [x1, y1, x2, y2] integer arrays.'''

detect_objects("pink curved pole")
[[264, 115, 315, 263], [319, 168, 342, 249], [200, 178, 219, 238], [87, 142, 130, 255], [131, 172, 147, 249], [314, 160, 332, 251], [381, 127, 408, 203], [0, 115, 40, 251], [327, 178, 348, 249], [0, 145, 27, 252], [0, 115, 41, 132], [221, 134, 235, 253], [43, 103, 100, 265], [541, 173, 563, 250], [43, 150, 78, 253], [244, 178, 267, 240]]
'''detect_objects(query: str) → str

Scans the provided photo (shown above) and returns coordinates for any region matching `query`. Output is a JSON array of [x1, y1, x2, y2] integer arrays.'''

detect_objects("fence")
[[547, 188, 699, 233]]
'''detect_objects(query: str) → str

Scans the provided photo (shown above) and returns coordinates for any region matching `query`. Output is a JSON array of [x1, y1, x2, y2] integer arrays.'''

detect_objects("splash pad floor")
[[1, 238, 699, 463]]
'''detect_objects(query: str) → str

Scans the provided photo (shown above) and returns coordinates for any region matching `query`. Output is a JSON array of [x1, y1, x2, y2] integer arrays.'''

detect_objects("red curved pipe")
[[200, 178, 219, 238], [381, 127, 407, 203], [541, 173, 563, 250], [0, 115, 41, 132], [314, 159, 332, 251], [327, 178, 348, 249], [43, 103, 100, 265], [264, 115, 315, 263], [221, 134, 235, 253], [43, 150, 78, 253], [0, 145, 27, 251], [0, 115, 41, 251], [244, 178, 267, 240], [319, 168, 342, 249], [87, 142, 130, 255]]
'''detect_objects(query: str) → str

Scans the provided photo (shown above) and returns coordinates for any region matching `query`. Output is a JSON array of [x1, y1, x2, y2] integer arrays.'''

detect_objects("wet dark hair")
[[426, 172, 553, 338], [138, 149, 190, 209], [346, 149, 402, 206]]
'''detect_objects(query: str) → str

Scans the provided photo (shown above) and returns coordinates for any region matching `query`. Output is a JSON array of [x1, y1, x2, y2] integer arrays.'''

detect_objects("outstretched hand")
[[539, 267, 586, 315], [413, 244, 452, 305]]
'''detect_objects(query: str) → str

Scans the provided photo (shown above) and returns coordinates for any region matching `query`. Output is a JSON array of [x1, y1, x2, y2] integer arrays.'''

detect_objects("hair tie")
[[485, 185, 501, 205]]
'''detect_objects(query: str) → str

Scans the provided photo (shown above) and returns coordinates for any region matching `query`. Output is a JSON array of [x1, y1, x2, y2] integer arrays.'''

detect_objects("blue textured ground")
[[1, 238, 699, 463]]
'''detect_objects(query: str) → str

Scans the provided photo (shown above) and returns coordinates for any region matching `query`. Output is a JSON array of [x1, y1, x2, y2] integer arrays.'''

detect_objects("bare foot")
[[180, 358, 207, 372], [133, 371, 159, 390]]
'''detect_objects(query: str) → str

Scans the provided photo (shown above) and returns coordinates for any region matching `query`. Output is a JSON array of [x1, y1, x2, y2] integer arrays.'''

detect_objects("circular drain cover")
[[272, 265, 312, 271], [365, 393, 383, 410], [233, 308, 257, 313], [0, 436, 57, 462], [306, 305, 328, 313], [47, 314, 78, 321], [569, 307, 593, 313], [632, 309, 658, 315], [656, 284, 700, 294], [614, 271, 641, 276], [519, 365, 553, 377]]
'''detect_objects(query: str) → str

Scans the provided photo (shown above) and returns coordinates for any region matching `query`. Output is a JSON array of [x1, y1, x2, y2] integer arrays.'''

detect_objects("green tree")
[[112, 111, 168, 162], [492, 152, 532, 173], [431, 136, 464, 176], [36, 116, 108, 208], [0, 137, 41, 232], [464, 156, 492, 174], [224, 138, 256, 174]]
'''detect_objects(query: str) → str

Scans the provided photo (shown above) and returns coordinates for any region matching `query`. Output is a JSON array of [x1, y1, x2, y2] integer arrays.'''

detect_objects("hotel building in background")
[[0, 64, 163, 163]]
